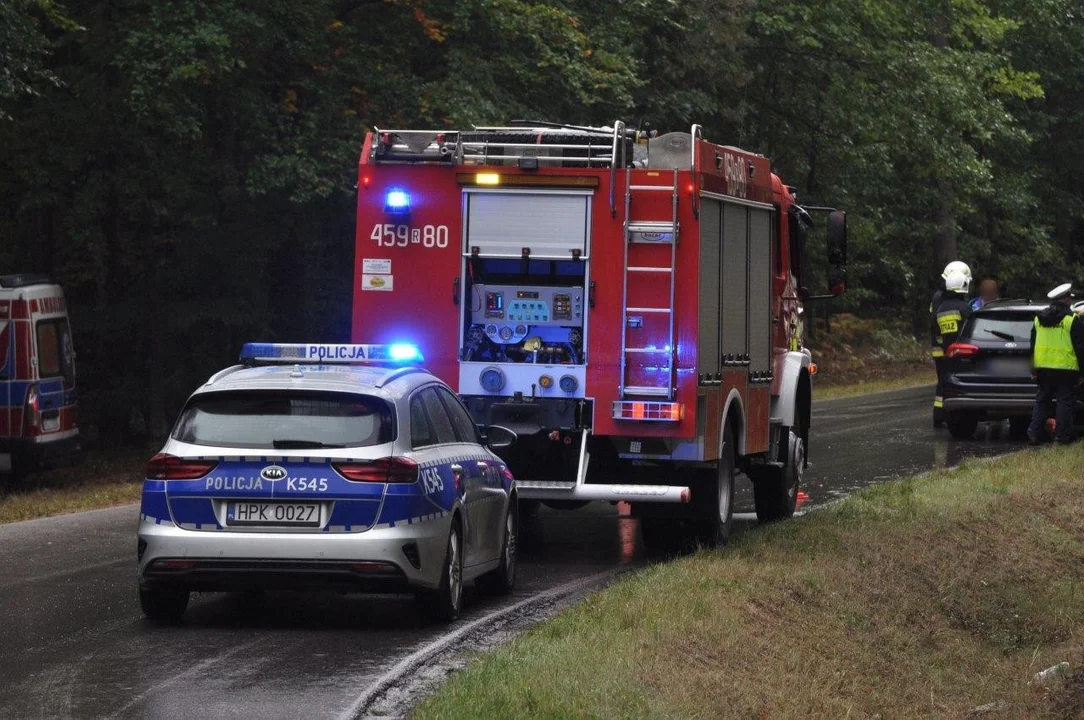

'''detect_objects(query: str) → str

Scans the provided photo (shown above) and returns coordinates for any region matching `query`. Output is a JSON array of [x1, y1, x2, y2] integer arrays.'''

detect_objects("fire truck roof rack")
[[369, 121, 705, 216]]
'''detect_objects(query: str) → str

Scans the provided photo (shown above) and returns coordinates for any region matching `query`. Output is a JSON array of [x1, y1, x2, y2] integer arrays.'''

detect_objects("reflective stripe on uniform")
[[930, 348, 945, 358], [936, 310, 962, 335], [933, 397, 943, 408], [1033, 316, 1079, 371]]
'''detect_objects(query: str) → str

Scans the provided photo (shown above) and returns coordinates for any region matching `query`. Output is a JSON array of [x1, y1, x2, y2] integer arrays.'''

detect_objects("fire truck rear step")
[[516, 481, 691, 503]]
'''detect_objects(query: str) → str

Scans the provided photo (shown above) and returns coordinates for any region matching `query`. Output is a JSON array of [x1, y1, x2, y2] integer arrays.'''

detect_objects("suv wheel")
[[946, 411, 979, 440]]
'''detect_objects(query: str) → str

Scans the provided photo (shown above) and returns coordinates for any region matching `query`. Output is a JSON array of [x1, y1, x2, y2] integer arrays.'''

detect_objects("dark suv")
[[941, 300, 1051, 439]]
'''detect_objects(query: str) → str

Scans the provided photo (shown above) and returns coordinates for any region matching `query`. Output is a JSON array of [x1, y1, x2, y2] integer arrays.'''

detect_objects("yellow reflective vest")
[[1033, 315, 1080, 371]]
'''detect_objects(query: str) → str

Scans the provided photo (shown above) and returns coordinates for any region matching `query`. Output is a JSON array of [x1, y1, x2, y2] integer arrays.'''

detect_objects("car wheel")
[[139, 586, 189, 625], [1008, 416, 1029, 440], [416, 519, 463, 623], [478, 501, 517, 595], [695, 426, 736, 547], [946, 411, 979, 440], [754, 429, 803, 523]]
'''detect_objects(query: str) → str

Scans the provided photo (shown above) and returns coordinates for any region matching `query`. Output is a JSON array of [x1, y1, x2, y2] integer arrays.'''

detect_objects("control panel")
[[471, 284, 583, 330]]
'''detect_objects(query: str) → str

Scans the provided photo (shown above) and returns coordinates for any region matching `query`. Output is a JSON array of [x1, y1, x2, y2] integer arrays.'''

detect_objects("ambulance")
[[0, 274, 80, 478]]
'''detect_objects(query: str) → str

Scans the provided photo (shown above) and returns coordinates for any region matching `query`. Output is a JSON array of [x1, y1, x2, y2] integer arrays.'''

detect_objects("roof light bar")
[[612, 401, 684, 422], [239, 343, 423, 365], [455, 173, 600, 188]]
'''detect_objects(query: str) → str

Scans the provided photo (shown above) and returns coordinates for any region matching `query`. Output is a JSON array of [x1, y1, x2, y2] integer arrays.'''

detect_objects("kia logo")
[[1005, 342, 1017, 348], [260, 465, 288, 482]]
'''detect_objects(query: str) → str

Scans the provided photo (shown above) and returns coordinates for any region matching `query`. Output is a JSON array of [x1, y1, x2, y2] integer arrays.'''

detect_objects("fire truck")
[[351, 121, 846, 550]]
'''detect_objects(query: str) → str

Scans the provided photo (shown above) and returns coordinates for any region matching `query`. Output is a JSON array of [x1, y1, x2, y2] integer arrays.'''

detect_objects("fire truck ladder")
[[619, 168, 679, 400]]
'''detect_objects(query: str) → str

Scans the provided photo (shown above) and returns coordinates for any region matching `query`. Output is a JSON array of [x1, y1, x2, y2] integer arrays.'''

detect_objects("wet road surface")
[[0, 384, 1027, 718]]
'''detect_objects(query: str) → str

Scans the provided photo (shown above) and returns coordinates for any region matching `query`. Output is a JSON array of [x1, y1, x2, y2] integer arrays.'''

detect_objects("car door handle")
[[476, 461, 488, 468]]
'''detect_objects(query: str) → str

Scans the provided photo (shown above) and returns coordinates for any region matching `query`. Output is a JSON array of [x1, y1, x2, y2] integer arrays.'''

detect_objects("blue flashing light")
[[239, 343, 424, 366], [388, 343, 421, 362], [384, 188, 411, 213]]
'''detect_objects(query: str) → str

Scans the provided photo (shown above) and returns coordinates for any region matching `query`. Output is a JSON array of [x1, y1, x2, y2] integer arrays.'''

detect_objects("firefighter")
[[930, 261, 973, 427], [1027, 283, 1084, 445]]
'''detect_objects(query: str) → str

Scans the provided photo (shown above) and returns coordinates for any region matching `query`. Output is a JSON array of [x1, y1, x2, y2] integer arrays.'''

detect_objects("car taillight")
[[146, 453, 219, 480], [23, 384, 40, 435], [333, 457, 419, 484], [946, 343, 980, 358]]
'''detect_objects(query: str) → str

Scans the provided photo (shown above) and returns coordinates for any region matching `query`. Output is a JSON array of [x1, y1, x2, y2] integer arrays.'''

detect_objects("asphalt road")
[[0, 384, 1027, 719]]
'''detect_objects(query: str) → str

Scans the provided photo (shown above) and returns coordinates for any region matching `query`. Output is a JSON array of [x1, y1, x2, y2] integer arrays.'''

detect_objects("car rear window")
[[962, 312, 1036, 344], [172, 391, 395, 449]]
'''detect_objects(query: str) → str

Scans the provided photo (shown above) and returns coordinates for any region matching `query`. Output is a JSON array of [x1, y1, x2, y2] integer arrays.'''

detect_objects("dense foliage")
[[2, 0, 1082, 446]]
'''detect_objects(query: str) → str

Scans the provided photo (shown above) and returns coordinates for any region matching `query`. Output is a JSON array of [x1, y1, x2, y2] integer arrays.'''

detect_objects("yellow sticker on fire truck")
[[362, 274, 393, 291]]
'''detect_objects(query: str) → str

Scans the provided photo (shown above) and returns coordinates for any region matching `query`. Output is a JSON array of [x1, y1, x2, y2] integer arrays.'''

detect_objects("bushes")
[[806, 313, 930, 387]]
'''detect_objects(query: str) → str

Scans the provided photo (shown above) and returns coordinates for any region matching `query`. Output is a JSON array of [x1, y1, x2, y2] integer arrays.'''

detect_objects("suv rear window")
[[961, 312, 1036, 344], [172, 391, 395, 449]]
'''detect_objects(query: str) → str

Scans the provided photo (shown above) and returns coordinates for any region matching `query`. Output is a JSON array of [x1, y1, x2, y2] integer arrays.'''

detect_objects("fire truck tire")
[[753, 429, 803, 522], [639, 517, 684, 555], [695, 426, 736, 546]]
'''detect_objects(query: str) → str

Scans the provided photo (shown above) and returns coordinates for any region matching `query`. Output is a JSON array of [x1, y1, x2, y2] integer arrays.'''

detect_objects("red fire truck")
[[352, 121, 846, 550]]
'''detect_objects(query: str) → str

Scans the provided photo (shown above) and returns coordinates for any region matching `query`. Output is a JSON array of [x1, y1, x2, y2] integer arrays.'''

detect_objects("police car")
[[137, 343, 518, 624]]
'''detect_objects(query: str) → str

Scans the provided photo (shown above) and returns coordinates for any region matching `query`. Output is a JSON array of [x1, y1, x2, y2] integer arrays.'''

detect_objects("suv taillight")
[[946, 343, 980, 358], [146, 453, 218, 480], [333, 457, 419, 484], [23, 384, 40, 436]]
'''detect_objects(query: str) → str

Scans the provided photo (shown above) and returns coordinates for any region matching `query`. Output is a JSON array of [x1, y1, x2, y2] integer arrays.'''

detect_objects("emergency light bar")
[[612, 401, 685, 422], [240, 343, 423, 365]]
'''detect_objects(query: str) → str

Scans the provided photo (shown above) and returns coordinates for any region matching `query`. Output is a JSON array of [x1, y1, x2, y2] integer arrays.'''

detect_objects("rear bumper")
[[0, 431, 81, 472], [942, 395, 1035, 414], [137, 512, 451, 593]]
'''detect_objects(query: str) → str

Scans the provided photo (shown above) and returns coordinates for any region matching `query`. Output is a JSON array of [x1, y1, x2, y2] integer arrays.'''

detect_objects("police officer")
[[931, 261, 973, 427], [1027, 283, 1084, 445]]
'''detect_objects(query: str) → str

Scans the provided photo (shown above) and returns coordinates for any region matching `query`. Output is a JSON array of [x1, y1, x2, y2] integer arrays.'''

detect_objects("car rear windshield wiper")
[[983, 329, 1018, 342], [272, 439, 345, 449]]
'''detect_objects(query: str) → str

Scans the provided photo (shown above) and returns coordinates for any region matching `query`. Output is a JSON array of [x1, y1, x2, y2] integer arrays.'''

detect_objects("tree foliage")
[[0, 0, 1081, 446]]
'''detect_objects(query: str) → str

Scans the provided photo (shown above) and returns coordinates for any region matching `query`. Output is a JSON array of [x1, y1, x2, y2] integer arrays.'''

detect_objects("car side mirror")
[[483, 425, 517, 449]]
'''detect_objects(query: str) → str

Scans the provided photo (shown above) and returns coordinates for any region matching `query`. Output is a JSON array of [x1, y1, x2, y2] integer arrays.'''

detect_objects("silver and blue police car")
[[137, 343, 518, 624]]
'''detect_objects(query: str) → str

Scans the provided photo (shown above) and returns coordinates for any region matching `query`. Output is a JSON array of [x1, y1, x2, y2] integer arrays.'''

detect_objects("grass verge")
[[416, 446, 1084, 719], [0, 450, 147, 524], [813, 366, 935, 400]]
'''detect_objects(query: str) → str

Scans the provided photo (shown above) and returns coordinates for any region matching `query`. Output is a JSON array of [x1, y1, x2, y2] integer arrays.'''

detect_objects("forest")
[[2, 0, 1082, 447]]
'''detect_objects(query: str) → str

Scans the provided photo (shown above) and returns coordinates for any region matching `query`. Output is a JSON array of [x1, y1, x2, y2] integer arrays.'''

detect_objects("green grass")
[[813, 366, 935, 400], [415, 446, 1084, 719], [0, 449, 147, 524]]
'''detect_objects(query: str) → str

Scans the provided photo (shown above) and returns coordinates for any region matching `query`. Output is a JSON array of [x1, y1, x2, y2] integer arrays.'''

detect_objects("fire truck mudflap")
[[353, 121, 846, 548]]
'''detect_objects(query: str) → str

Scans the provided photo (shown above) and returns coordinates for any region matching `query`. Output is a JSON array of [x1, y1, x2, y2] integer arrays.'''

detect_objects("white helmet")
[[944, 268, 970, 293], [941, 261, 972, 281]]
